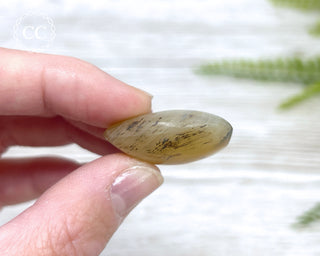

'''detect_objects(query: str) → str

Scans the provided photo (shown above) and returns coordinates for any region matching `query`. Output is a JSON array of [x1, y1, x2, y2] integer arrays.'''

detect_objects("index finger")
[[0, 48, 152, 127]]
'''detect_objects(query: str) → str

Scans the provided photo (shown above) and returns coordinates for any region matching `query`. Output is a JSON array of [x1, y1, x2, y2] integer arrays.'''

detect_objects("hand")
[[0, 48, 163, 255]]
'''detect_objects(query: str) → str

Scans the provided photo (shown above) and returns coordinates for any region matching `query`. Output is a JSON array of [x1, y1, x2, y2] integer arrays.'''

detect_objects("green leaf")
[[309, 20, 320, 37], [279, 82, 320, 109], [196, 58, 320, 85], [269, 0, 320, 11], [293, 202, 320, 229]]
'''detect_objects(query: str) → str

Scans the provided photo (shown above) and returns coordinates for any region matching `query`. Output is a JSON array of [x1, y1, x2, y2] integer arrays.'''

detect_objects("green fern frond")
[[269, 0, 320, 11], [196, 58, 320, 85], [292, 202, 320, 228], [309, 20, 320, 37], [279, 81, 320, 109]]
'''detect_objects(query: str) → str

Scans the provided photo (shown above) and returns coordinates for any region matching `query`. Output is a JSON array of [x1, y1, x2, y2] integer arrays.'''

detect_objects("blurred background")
[[1, 0, 320, 255]]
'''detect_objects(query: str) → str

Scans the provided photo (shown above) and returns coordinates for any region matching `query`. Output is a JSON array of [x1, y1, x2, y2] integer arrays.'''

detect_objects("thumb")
[[0, 154, 163, 256]]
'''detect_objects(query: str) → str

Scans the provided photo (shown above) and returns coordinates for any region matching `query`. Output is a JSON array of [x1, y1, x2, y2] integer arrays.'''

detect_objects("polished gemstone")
[[104, 110, 232, 165]]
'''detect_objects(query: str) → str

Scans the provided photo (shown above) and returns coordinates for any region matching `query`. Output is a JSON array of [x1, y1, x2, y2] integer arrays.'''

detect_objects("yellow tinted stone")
[[104, 110, 232, 165]]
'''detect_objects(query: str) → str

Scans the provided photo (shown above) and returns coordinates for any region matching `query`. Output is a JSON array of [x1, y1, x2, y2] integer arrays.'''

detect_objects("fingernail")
[[134, 86, 153, 100], [110, 164, 163, 218], [141, 89, 153, 99]]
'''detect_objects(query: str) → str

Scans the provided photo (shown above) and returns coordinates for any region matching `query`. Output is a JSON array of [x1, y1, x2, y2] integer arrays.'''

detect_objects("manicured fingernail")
[[110, 164, 163, 218]]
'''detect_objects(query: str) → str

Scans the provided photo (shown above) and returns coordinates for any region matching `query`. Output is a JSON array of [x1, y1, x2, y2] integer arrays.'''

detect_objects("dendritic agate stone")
[[104, 110, 232, 165]]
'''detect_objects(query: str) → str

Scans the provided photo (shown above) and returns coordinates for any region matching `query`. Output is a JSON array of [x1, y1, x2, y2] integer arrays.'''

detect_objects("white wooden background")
[[1, 0, 320, 255]]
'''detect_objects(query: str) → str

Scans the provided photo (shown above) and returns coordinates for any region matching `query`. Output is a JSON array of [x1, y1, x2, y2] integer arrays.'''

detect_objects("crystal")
[[104, 110, 232, 165]]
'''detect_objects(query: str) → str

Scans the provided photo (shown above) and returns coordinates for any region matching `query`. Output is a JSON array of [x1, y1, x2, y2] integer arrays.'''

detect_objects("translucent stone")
[[104, 110, 232, 165]]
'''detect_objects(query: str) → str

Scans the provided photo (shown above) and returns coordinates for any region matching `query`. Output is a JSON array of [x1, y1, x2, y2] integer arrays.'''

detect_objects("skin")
[[0, 47, 163, 256]]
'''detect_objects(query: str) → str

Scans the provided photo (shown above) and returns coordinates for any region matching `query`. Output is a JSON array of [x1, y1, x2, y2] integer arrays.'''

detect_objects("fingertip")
[[0, 154, 162, 256], [0, 47, 153, 127], [42, 56, 154, 127]]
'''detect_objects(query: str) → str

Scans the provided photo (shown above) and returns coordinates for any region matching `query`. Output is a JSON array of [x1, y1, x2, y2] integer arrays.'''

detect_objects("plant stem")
[[279, 82, 320, 109], [196, 58, 320, 85], [269, 0, 320, 11], [293, 202, 320, 228]]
